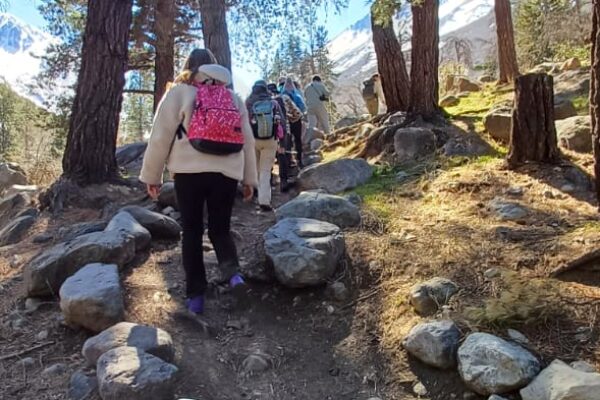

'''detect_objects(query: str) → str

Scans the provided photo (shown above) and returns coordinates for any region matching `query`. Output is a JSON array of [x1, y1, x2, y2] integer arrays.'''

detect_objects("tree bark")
[[408, 0, 440, 120], [198, 0, 231, 71], [507, 73, 560, 168], [495, 0, 520, 84], [371, 9, 410, 112], [153, 0, 176, 110], [592, 0, 600, 208], [62, 0, 133, 185]]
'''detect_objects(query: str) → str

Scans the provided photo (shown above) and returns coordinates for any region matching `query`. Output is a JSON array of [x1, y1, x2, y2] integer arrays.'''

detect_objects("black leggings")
[[174, 172, 239, 297], [290, 119, 303, 167]]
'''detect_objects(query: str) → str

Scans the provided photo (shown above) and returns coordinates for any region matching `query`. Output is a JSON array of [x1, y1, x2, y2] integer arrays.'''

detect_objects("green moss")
[[445, 85, 514, 121], [571, 95, 589, 116]]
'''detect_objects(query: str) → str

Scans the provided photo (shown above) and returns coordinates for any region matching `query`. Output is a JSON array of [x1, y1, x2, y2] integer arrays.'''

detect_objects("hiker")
[[281, 77, 306, 168], [245, 80, 285, 211], [304, 75, 331, 138], [267, 82, 294, 193], [362, 73, 385, 116], [140, 48, 258, 315]]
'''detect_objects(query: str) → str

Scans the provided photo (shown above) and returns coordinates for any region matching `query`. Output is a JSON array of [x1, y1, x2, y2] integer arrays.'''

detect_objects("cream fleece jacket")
[[139, 81, 258, 188]]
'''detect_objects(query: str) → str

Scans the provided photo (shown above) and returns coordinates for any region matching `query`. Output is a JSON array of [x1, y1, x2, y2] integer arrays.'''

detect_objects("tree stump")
[[507, 73, 560, 168], [591, 0, 600, 208]]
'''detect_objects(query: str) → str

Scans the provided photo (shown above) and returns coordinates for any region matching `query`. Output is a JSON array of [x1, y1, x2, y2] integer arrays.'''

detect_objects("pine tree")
[[495, 0, 520, 83]]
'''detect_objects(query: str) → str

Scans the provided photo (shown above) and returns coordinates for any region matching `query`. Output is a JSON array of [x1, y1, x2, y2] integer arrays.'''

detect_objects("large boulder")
[[403, 320, 461, 369], [116, 142, 147, 166], [97, 346, 178, 400], [264, 218, 345, 288], [0, 192, 29, 228], [0, 163, 27, 193], [556, 116, 592, 152], [484, 107, 512, 143], [443, 132, 493, 157], [23, 230, 136, 297], [520, 359, 600, 400], [105, 211, 151, 251], [298, 158, 373, 194], [409, 277, 459, 316], [0, 215, 36, 246], [120, 205, 181, 239], [555, 70, 590, 98], [456, 77, 481, 93], [82, 322, 175, 366], [554, 97, 578, 120], [394, 128, 438, 163], [58, 220, 108, 242], [275, 191, 361, 228], [458, 332, 541, 395], [561, 57, 581, 72], [60, 263, 124, 332]]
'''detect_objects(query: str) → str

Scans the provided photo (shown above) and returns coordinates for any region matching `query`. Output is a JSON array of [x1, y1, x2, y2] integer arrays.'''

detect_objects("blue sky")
[[8, 0, 371, 94]]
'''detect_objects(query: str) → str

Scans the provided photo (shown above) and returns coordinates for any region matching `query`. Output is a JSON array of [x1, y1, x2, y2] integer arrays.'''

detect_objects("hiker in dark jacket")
[[267, 83, 294, 192]]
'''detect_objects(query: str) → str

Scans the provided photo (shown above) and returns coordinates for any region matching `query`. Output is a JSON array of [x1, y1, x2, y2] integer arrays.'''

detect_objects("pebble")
[[507, 329, 529, 345], [327, 281, 350, 302], [413, 381, 428, 396], [16, 357, 35, 369], [42, 363, 67, 377], [292, 296, 302, 307], [506, 186, 524, 196], [326, 305, 335, 314], [36, 329, 49, 341], [242, 354, 270, 374], [24, 297, 43, 313], [484, 268, 501, 280]]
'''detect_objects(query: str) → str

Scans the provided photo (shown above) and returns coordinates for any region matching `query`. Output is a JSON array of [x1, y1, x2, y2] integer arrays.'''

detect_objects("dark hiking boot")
[[259, 204, 273, 212]]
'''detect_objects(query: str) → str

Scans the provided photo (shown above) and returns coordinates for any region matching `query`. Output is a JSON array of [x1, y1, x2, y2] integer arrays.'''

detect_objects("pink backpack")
[[183, 83, 244, 155]]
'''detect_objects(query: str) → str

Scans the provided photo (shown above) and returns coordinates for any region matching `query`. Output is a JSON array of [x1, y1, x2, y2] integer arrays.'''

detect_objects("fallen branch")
[[550, 248, 600, 277], [0, 341, 55, 361]]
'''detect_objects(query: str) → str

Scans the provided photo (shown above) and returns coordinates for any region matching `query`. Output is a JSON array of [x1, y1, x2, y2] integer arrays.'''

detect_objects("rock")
[[42, 363, 67, 377], [24, 230, 136, 297], [564, 166, 592, 190], [458, 332, 541, 395], [97, 346, 178, 400], [242, 354, 270, 374], [16, 357, 35, 369], [25, 297, 43, 313], [344, 192, 362, 205], [507, 329, 529, 345], [0, 215, 36, 246], [4, 184, 38, 197], [264, 218, 345, 288], [120, 205, 181, 239], [68, 369, 98, 400], [327, 281, 350, 302], [58, 221, 108, 241], [59, 263, 124, 332], [276, 191, 361, 228], [409, 277, 459, 316], [479, 75, 496, 83], [82, 322, 174, 366], [489, 198, 529, 221], [310, 139, 324, 151], [394, 128, 438, 163], [571, 360, 597, 373], [562, 184, 575, 193], [384, 111, 407, 126], [556, 116, 592, 152], [356, 123, 375, 140], [484, 107, 512, 143], [561, 57, 581, 71], [335, 116, 361, 130], [506, 186, 524, 196], [36, 329, 49, 341], [0, 162, 27, 193], [33, 233, 53, 244], [484, 268, 501, 280], [440, 95, 460, 107], [488, 396, 509, 400], [443, 132, 493, 157], [298, 158, 373, 194], [304, 153, 323, 167], [554, 97, 578, 121], [521, 359, 600, 400], [157, 182, 178, 209], [413, 381, 428, 396], [0, 192, 29, 228], [403, 320, 461, 369], [105, 211, 151, 251], [556, 71, 590, 98], [161, 206, 175, 216], [456, 77, 481, 92], [116, 142, 147, 166]]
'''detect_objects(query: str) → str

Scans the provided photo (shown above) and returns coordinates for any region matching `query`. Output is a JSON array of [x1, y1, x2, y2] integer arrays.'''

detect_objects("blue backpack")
[[251, 100, 275, 139]]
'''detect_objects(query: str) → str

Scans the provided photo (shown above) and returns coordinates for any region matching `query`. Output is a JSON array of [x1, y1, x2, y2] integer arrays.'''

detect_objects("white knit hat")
[[197, 64, 231, 85]]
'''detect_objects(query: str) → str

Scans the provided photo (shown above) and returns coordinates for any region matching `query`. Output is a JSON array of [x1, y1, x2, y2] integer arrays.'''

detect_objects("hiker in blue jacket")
[[280, 77, 306, 168]]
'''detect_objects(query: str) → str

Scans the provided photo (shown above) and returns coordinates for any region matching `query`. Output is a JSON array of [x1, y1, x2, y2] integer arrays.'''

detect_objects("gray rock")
[[157, 182, 178, 209], [489, 198, 529, 221], [443, 132, 493, 157], [120, 205, 181, 240], [554, 97, 578, 121], [0, 192, 29, 228], [458, 332, 541, 395], [116, 142, 147, 166], [264, 218, 345, 288], [242, 354, 270, 374], [556, 116, 592, 152], [335, 116, 361, 130], [82, 322, 174, 366], [23, 230, 136, 297], [33, 233, 53, 244], [488, 396, 509, 400], [304, 153, 323, 167], [0, 215, 36, 246], [36, 329, 49, 341], [16, 357, 35, 370], [440, 95, 460, 107], [413, 381, 428, 396], [556, 71, 590, 98], [310, 139, 324, 152], [507, 329, 529, 345], [0, 162, 27, 193], [68, 369, 98, 400], [25, 297, 43, 313], [394, 127, 437, 163], [403, 320, 461, 369], [60, 263, 124, 332], [484, 107, 512, 143], [42, 363, 67, 377], [571, 360, 597, 373], [564, 167, 592, 190], [105, 211, 151, 251], [58, 221, 108, 242], [506, 186, 524, 196], [276, 191, 361, 228], [97, 346, 178, 400], [327, 281, 350, 302], [298, 158, 373, 194], [409, 277, 459, 316], [521, 359, 600, 400]]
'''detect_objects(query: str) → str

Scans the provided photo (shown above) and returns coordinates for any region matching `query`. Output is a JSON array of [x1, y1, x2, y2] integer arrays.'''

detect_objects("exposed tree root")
[[550, 249, 600, 277]]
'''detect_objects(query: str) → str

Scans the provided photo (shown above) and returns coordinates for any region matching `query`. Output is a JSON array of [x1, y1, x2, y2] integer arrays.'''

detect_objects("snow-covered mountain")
[[328, 0, 496, 113], [0, 13, 55, 107]]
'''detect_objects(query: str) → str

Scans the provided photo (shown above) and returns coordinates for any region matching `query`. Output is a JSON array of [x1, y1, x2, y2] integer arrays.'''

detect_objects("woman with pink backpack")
[[140, 48, 258, 315]]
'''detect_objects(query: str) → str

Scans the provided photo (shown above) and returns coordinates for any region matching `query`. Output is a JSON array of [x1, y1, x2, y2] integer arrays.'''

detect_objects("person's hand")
[[147, 184, 161, 200], [242, 185, 254, 202]]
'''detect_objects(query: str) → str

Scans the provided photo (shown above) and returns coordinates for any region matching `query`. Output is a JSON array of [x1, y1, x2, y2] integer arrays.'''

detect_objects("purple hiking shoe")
[[186, 295, 205, 314], [229, 273, 250, 310]]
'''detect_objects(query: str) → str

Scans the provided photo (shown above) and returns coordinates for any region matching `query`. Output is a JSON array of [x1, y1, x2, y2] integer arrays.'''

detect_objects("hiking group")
[[140, 48, 331, 315]]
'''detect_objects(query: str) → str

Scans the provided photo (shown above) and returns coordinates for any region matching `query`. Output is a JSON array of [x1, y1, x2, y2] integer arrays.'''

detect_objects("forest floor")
[[1, 85, 600, 400]]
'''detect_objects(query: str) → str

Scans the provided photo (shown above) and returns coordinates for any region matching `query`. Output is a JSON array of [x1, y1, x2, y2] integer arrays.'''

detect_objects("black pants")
[[174, 172, 239, 297], [290, 119, 303, 168]]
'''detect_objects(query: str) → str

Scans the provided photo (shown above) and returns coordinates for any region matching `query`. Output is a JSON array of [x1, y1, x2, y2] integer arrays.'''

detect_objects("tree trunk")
[[62, 0, 133, 185], [408, 0, 440, 120], [153, 0, 175, 110], [495, 0, 520, 84], [371, 9, 410, 112], [198, 0, 231, 71], [507, 73, 560, 168], [592, 0, 600, 207]]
